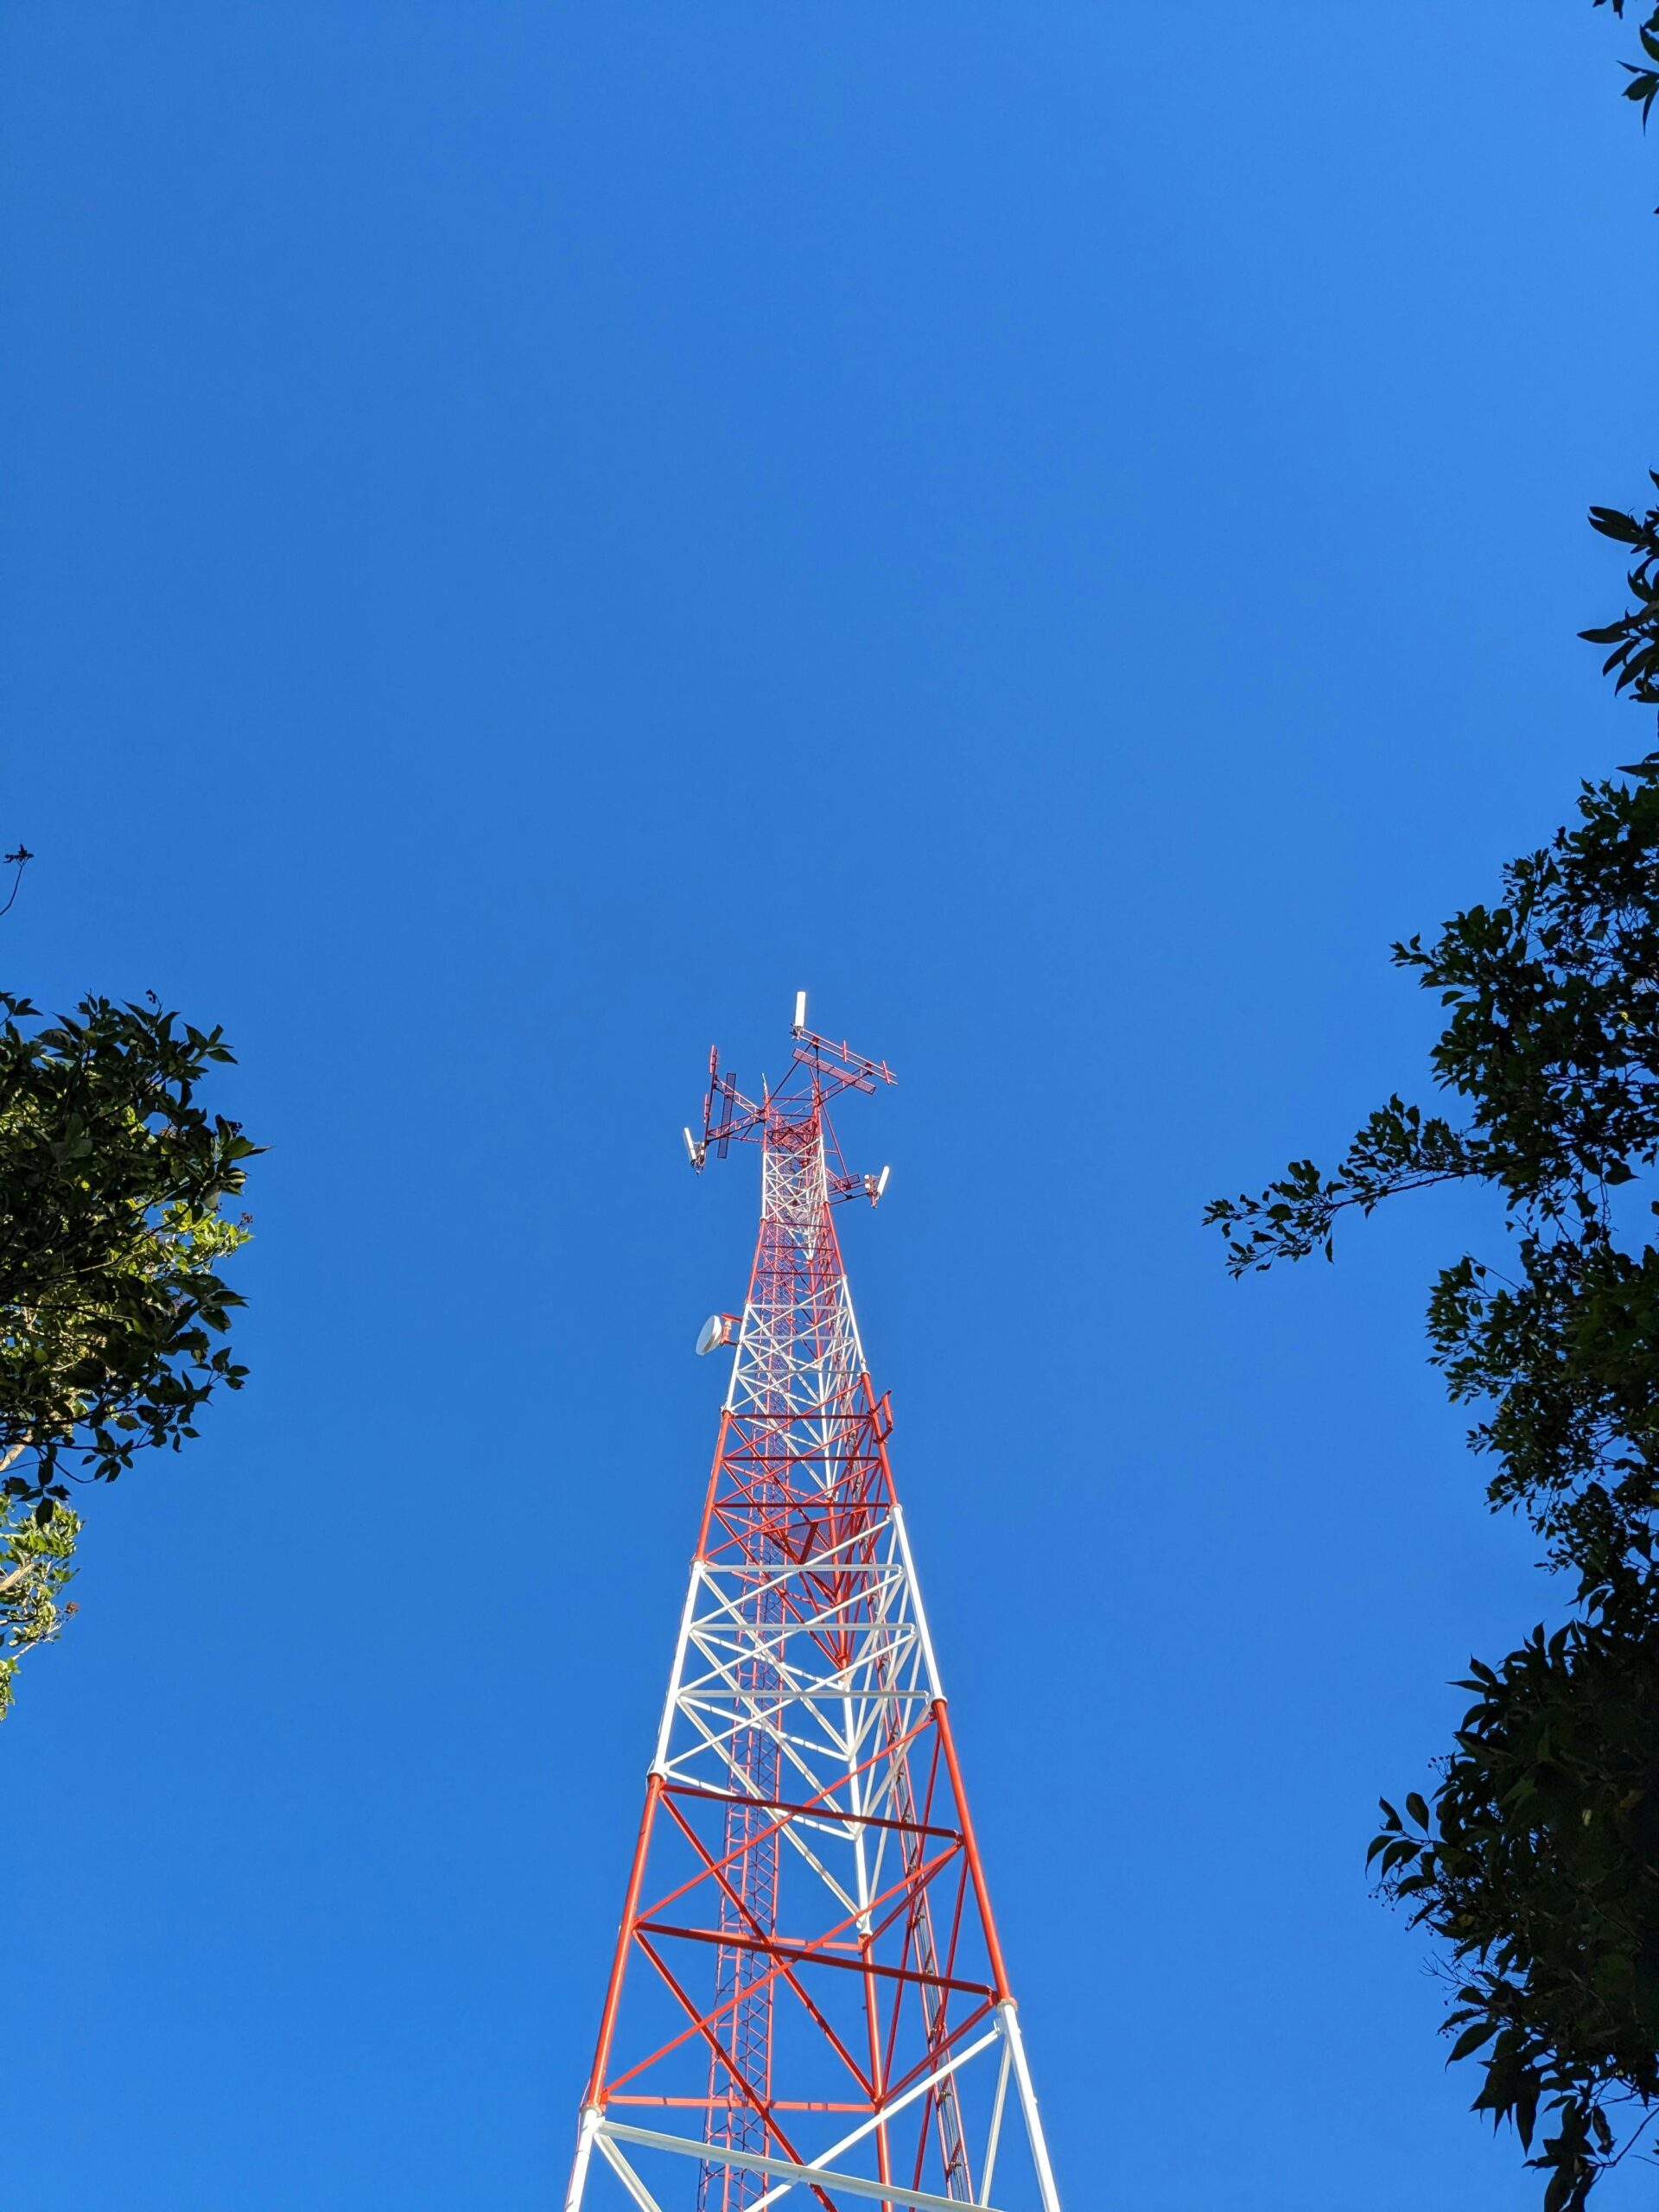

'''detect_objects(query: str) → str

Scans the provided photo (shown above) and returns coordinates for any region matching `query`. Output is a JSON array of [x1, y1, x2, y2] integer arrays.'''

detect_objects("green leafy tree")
[[1203, 12, 1659, 2203], [0, 990, 257, 1713], [0, 1493, 79, 1719], [1209, 770, 1659, 2203]]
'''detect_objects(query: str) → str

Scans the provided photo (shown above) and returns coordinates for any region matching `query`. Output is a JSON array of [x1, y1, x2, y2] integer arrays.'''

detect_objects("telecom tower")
[[564, 999, 1061, 2212]]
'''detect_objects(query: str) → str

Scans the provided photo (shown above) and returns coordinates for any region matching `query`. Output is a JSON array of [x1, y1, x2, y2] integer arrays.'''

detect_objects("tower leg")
[[999, 2001, 1062, 2212], [564, 2103, 601, 2212]]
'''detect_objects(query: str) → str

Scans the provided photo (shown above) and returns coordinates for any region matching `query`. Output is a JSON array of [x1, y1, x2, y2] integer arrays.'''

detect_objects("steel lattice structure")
[[564, 1000, 1062, 2212]]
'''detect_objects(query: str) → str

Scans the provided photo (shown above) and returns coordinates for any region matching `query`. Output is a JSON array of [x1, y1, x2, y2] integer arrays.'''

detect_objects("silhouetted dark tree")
[[1206, 10, 1659, 2203]]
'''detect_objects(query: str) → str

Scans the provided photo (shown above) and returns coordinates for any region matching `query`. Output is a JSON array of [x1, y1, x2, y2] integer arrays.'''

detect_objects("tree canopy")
[[1209, 772, 1659, 2204], [0, 1493, 78, 1719], [0, 990, 256, 1711], [1205, 11, 1659, 2203]]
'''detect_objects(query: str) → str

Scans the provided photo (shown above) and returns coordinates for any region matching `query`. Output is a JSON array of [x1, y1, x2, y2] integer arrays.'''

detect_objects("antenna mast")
[[566, 997, 1062, 2212]]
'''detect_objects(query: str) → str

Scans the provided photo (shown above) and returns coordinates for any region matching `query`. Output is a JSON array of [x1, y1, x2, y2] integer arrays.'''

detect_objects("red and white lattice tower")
[[564, 997, 1062, 2212]]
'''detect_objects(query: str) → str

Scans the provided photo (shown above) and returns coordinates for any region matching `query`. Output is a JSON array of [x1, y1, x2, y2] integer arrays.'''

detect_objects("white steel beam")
[[979, 2028, 1013, 2206], [597, 2120, 1006, 2212], [563, 2104, 600, 2212], [744, 2026, 1001, 2210], [594, 2133, 671, 2212], [997, 1999, 1062, 2212]]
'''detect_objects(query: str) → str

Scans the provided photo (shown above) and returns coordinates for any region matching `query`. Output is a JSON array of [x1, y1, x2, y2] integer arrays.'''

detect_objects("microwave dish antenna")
[[694, 1313, 734, 1357]]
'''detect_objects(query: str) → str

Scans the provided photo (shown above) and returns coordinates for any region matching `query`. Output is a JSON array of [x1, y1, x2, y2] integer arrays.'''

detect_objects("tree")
[[0, 1493, 79, 1719], [1595, 1, 1659, 127], [1209, 772, 1659, 2204], [0, 990, 257, 1713], [1204, 12, 1659, 2204]]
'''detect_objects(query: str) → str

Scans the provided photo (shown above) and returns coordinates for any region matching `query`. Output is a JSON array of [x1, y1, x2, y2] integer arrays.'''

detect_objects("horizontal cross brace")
[[597, 2121, 1004, 2212], [664, 1778, 959, 1843], [635, 1919, 993, 1999]]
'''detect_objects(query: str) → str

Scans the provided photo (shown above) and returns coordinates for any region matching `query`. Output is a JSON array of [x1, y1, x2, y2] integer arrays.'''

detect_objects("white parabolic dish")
[[695, 1313, 728, 1357]]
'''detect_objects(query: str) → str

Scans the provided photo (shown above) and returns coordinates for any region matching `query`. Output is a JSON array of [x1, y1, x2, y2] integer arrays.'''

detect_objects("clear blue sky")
[[3, 6, 1654, 2208]]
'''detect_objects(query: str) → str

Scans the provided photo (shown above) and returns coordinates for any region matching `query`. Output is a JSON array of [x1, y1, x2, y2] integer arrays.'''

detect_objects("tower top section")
[[681, 991, 894, 1205]]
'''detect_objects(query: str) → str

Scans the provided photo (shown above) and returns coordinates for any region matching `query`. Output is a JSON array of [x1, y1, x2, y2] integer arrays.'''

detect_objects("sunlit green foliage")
[[0, 992, 257, 1508], [0, 1496, 79, 1719], [0, 992, 257, 1714]]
